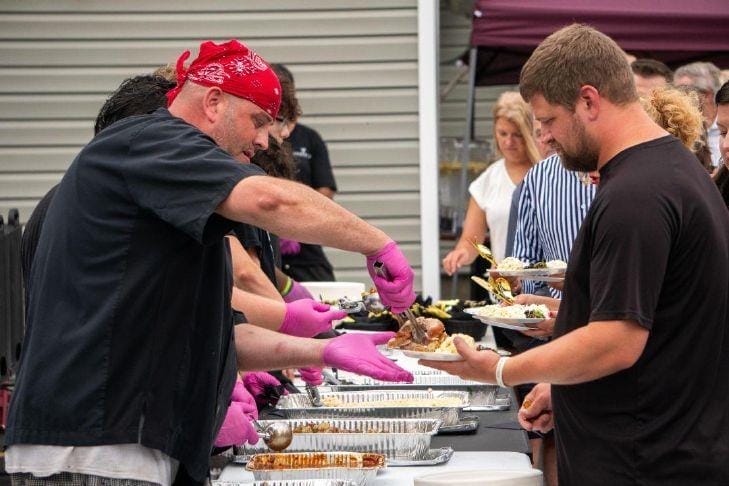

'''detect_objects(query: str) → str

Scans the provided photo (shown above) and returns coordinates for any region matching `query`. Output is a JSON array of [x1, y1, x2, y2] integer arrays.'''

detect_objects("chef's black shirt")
[[6, 108, 263, 481], [553, 136, 729, 485]]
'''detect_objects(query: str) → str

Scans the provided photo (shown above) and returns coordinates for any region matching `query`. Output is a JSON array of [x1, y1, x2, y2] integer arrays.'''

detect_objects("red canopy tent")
[[466, 0, 729, 86]]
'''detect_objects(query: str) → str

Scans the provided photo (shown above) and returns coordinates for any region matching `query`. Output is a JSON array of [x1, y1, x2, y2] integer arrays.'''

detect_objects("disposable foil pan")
[[329, 382, 508, 411], [245, 452, 384, 486], [276, 391, 469, 427], [236, 418, 440, 460], [213, 481, 355, 486]]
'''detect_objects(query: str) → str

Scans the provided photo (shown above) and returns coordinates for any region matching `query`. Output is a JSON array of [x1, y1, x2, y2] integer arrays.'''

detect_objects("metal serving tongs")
[[373, 261, 429, 345], [470, 239, 497, 267], [471, 276, 515, 305]]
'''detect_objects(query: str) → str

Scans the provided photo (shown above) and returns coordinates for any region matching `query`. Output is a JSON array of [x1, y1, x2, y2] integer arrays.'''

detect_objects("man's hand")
[[214, 380, 260, 447], [419, 337, 500, 383], [365, 241, 415, 313], [518, 383, 553, 434], [323, 332, 413, 383], [513, 293, 560, 310], [520, 318, 556, 339], [279, 299, 347, 338]]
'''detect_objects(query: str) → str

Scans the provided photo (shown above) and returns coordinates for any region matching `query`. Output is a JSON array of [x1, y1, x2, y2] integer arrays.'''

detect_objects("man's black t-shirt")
[[553, 136, 729, 485], [6, 108, 262, 481], [232, 223, 277, 285], [284, 123, 336, 277]]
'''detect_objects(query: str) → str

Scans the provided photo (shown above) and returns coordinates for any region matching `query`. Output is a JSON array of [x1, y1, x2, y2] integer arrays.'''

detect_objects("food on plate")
[[247, 452, 384, 470], [386, 317, 446, 352], [476, 304, 550, 319], [546, 259, 568, 270], [320, 396, 464, 408], [437, 333, 476, 353], [496, 257, 526, 270]]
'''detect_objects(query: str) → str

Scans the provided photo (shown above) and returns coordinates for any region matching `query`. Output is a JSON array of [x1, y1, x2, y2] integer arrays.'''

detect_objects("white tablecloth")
[[217, 451, 533, 485]]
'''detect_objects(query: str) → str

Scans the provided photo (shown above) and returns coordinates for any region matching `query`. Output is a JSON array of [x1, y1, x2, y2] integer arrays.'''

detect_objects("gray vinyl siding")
[[0, 1, 421, 288]]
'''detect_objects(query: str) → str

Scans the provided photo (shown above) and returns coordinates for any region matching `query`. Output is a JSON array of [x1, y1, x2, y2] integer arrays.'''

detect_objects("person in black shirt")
[[423, 25, 729, 485], [272, 64, 338, 282], [713, 81, 729, 209], [6, 40, 416, 484]]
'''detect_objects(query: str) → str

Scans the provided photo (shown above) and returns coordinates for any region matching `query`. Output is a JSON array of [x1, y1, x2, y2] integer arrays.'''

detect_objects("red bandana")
[[166, 39, 281, 118]]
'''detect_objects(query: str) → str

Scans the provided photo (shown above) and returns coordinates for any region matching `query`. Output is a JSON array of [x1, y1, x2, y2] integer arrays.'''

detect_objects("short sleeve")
[[308, 130, 337, 191], [123, 118, 264, 244], [587, 189, 676, 329], [468, 169, 490, 209]]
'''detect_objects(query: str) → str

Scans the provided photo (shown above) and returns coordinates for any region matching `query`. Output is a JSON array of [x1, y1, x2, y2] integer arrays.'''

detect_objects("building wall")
[[0, 0, 422, 287]]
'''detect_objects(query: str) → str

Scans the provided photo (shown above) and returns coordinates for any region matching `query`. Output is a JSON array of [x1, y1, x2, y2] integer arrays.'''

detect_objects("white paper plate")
[[402, 350, 465, 361], [487, 267, 564, 277]]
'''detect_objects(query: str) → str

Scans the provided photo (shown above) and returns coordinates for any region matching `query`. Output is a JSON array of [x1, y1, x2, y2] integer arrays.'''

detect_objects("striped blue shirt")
[[512, 155, 596, 298]]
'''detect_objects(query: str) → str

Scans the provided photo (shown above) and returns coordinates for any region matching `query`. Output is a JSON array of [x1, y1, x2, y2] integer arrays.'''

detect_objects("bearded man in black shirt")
[[423, 24, 729, 485]]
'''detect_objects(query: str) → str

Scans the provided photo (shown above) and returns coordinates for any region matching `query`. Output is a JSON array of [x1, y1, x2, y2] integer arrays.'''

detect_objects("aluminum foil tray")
[[329, 383, 509, 412], [213, 481, 355, 486], [236, 418, 440, 460], [276, 391, 469, 427], [388, 447, 454, 466], [245, 452, 384, 486]]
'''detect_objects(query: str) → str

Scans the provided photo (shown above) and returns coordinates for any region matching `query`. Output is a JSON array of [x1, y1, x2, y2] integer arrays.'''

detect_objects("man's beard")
[[555, 117, 600, 172]]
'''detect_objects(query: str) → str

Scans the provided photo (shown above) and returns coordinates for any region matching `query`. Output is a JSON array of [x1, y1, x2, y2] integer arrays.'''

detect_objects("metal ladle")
[[252, 420, 293, 452]]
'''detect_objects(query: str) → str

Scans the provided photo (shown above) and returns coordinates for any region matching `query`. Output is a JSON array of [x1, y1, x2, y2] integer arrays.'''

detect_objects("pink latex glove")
[[283, 279, 314, 303], [213, 401, 259, 447], [279, 238, 301, 256], [279, 299, 347, 338], [299, 367, 324, 386], [365, 241, 416, 313], [323, 332, 413, 383], [230, 379, 259, 420], [242, 372, 288, 407]]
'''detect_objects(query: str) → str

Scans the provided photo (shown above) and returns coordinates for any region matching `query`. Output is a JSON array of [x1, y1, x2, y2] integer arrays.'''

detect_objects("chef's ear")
[[202, 86, 227, 124]]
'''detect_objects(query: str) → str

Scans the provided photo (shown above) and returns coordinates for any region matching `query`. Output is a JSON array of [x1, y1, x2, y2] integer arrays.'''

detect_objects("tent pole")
[[451, 46, 478, 298]]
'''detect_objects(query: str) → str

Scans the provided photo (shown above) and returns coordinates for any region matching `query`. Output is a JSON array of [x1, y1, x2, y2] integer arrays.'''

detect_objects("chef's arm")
[[226, 235, 282, 301], [235, 325, 325, 371], [231, 288, 285, 331], [505, 320, 649, 385], [217, 175, 389, 255]]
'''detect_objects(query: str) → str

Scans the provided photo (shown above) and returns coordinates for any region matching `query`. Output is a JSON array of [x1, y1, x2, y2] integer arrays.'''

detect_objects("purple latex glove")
[[365, 241, 416, 313], [299, 367, 324, 386], [279, 238, 301, 256], [242, 372, 287, 408], [283, 279, 314, 303], [279, 299, 347, 338], [213, 401, 259, 447], [322, 332, 413, 383]]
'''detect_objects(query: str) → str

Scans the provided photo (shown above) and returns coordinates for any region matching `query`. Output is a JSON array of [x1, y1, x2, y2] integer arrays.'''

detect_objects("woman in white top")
[[443, 92, 541, 275]]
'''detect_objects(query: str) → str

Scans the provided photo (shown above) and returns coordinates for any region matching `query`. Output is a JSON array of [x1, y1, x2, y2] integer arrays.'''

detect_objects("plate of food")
[[487, 257, 567, 279], [386, 316, 479, 361], [465, 304, 551, 331]]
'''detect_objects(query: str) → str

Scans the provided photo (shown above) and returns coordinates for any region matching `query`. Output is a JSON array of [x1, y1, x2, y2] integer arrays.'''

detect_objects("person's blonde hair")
[[519, 24, 638, 110], [492, 91, 541, 164], [641, 86, 703, 150]]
